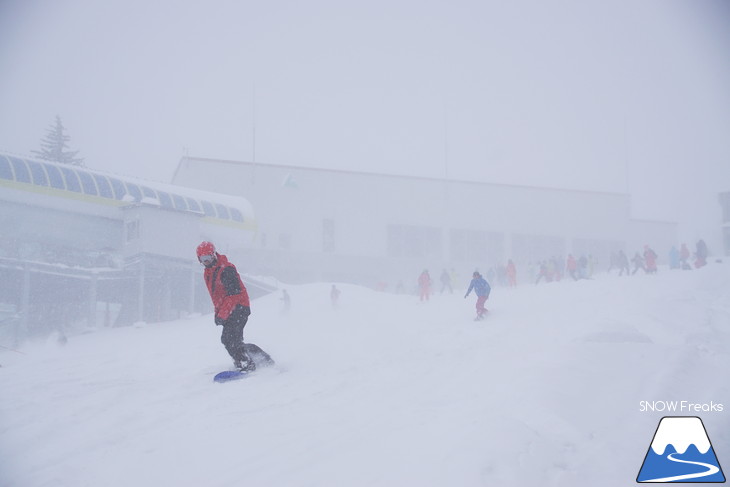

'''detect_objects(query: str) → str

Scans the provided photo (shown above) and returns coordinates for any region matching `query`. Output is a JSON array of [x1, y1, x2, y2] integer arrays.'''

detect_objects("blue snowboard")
[[213, 370, 250, 383]]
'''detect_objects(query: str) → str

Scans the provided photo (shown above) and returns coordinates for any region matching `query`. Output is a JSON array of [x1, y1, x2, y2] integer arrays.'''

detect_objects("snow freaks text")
[[639, 401, 724, 413]]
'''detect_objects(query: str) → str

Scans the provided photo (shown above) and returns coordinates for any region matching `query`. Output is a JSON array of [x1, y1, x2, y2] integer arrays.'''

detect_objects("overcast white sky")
[[1, 0, 729, 246]]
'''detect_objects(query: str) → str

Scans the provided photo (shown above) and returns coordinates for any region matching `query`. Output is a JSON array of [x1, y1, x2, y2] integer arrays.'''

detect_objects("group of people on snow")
[[415, 260, 517, 301], [607, 239, 709, 276], [416, 268, 493, 321], [532, 255, 595, 284], [195, 237, 711, 371]]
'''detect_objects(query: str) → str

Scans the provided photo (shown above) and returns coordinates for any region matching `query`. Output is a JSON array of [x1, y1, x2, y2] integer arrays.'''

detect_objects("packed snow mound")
[[1, 264, 730, 487]]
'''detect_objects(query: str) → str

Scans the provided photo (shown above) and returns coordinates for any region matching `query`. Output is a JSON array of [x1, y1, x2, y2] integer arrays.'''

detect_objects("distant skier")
[[330, 284, 341, 309], [464, 271, 491, 321], [668, 246, 680, 270], [631, 252, 645, 275], [680, 243, 692, 270], [506, 259, 517, 287], [643, 245, 658, 274], [395, 280, 406, 294], [497, 264, 508, 286], [439, 269, 453, 294], [535, 261, 549, 284], [617, 250, 630, 276], [566, 254, 578, 280], [196, 241, 273, 372], [607, 251, 619, 273], [579, 254, 591, 279], [586, 254, 596, 279], [695, 239, 708, 268], [449, 268, 458, 289], [418, 269, 432, 302], [280, 289, 291, 315]]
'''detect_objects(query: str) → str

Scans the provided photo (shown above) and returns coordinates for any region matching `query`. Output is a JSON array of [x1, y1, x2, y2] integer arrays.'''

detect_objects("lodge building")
[[172, 156, 677, 286]]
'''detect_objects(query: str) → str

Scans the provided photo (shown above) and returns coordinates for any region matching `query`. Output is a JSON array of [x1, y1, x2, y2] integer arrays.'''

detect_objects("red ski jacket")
[[203, 253, 251, 321]]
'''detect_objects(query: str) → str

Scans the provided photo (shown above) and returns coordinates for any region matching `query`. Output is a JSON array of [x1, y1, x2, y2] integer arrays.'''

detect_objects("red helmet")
[[196, 241, 216, 258]]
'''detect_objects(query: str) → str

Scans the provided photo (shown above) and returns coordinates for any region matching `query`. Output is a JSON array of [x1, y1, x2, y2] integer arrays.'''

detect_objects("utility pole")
[[252, 82, 257, 164], [251, 82, 257, 185]]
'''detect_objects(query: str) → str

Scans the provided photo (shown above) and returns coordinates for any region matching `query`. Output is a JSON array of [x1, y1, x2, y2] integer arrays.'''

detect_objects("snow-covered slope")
[[2, 264, 730, 486]]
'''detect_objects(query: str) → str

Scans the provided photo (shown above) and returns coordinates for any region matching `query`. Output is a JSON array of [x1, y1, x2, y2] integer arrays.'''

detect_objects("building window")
[[108, 178, 127, 199], [124, 182, 142, 202], [44, 164, 65, 190], [323, 219, 335, 253], [157, 191, 174, 209], [60, 167, 82, 192], [387, 224, 441, 260], [93, 174, 114, 198], [76, 170, 98, 195], [171, 194, 188, 211], [9, 158, 31, 183], [26, 160, 49, 186], [201, 201, 216, 217], [215, 204, 230, 220], [450, 229, 503, 264], [0, 155, 12, 180], [230, 208, 244, 223], [185, 197, 201, 213], [512, 233, 565, 263]]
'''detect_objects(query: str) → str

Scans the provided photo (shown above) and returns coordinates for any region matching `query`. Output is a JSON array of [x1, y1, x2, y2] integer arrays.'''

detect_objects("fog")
[[2, 4, 730, 485], [1, 0, 730, 246]]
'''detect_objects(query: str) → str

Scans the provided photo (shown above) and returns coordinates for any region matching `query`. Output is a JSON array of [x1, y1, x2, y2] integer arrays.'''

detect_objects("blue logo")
[[637, 416, 725, 483]]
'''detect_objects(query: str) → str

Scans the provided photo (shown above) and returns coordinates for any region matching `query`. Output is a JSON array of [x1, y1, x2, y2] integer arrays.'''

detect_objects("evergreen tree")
[[32, 115, 84, 166]]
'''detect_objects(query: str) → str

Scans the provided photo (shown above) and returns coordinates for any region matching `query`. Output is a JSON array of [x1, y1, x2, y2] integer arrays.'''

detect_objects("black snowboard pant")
[[220, 306, 274, 369]]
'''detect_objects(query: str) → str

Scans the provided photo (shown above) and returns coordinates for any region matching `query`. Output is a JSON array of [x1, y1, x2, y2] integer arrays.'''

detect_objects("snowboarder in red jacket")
[[197, 241, 273, 372]]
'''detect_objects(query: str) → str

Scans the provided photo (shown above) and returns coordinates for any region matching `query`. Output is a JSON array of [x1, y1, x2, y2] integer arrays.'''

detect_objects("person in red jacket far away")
[[643, 245, 658, 274], [506, 259, 518, 287], [196, 241, 274, 372], [418, 269, 432, 302]]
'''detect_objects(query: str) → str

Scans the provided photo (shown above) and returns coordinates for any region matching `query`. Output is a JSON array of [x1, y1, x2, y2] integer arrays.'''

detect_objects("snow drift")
[[2, 263, 730, 486]]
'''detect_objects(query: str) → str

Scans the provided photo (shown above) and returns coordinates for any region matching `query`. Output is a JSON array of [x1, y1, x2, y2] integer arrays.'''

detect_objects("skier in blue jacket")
[[464, 271, 491, 321]]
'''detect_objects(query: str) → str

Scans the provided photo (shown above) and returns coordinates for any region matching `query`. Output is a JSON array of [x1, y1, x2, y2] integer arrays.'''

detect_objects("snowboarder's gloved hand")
[[214, 315, 224, 326], [464, 294, 469, 299]]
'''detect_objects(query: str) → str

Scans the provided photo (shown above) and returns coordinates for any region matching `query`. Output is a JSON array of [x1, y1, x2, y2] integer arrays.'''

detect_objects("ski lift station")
[[0, 152, 272, 340]]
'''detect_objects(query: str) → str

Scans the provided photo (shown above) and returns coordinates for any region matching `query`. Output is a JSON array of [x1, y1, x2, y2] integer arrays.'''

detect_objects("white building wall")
[[173, 157, 638, 264], [172, 156, 680, 286]]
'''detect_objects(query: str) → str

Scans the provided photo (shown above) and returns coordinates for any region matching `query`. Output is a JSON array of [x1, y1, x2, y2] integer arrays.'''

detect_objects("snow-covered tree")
[[32, 115, 84, 166]]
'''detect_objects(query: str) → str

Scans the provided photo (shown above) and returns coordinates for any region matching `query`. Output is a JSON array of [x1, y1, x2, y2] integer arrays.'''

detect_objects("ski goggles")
[[198, 254, 215, 265]]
